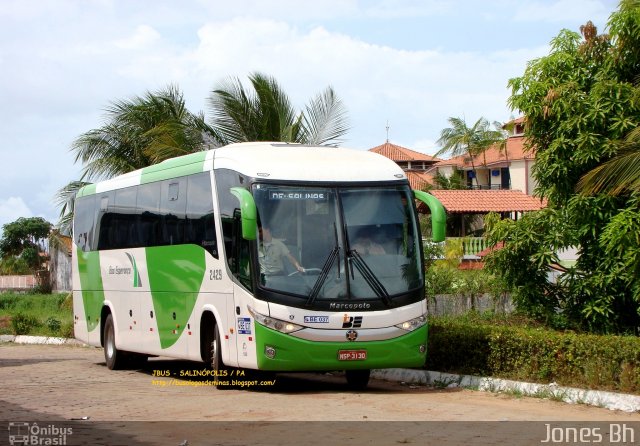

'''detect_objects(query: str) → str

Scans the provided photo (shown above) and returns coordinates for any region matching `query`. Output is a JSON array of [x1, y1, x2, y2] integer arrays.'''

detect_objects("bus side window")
[[215, 169, 250, 281], [136, 182, 161, 247], [159, 178, 186, 245], [96, 191, 115, 250], [73, 195, 95, 252], [185, 173, 217, 258], [114, 186, 138, 249]]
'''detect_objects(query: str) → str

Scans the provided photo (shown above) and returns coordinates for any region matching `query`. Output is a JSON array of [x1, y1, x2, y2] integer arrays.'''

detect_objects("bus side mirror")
[[412, 190, 446, 243], [230, 187, 257, 240]]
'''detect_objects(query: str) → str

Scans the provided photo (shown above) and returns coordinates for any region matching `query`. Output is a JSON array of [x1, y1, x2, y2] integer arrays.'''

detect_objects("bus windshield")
[[252, 184, 423, 304]]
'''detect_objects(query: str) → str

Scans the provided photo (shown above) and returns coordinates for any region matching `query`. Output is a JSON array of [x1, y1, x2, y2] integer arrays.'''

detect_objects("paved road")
[[2, 344, 639, 445]]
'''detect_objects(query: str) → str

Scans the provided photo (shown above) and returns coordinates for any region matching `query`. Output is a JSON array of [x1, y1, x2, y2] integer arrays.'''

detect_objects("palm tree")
[[72, 84, 213, 181], [435, 117, 506, 189], [577, 126, 640, 196], [57, 74, 350, 233], [208, 72, 349, 145]]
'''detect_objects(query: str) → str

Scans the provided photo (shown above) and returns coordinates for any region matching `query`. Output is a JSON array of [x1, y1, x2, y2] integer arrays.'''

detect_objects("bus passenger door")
[[231, 211, 257, 368]]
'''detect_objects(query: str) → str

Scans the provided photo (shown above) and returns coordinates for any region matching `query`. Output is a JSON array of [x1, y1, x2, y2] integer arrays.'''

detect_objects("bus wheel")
[[211, 324, 230, 389], [104, 314, 126, 370], [345, 369, 370, 390]]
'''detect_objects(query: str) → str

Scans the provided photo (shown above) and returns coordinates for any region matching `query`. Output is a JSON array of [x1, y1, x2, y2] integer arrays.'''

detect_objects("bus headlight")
[[247, 306, 303, 334], [395, 314, 427, 332]]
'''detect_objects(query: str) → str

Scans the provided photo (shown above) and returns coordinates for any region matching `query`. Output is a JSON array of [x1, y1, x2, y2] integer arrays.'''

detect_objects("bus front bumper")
[[254, 323, 428, 371]]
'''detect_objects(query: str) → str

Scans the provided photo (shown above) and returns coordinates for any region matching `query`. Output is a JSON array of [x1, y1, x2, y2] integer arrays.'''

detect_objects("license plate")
[[338, 350, 367, 361]]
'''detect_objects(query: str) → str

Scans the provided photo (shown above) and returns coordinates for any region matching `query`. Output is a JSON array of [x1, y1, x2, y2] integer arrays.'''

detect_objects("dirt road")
[[2, 343, 639, 445]]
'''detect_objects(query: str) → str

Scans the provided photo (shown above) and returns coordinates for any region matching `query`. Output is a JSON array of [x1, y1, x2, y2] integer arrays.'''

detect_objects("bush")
[[45, 317, 62, 333], [11, 313, 40, 335], [427, 316, 640, 393], [427, 318, 492, 375], [60, 321, 74, 339]]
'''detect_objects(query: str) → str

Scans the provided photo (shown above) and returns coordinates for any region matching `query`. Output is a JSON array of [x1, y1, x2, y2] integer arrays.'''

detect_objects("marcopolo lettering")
[[329, 302, 371, 310]]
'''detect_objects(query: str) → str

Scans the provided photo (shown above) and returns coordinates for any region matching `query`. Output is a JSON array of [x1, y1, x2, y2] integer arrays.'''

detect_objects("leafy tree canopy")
[[485, 0, 640, 333], [0, 217, 52, 274]]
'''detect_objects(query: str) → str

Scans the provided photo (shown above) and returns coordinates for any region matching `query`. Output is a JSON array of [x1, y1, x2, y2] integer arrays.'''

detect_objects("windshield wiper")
[[348, 250, 392, 307], [306, 224, 340, 307]]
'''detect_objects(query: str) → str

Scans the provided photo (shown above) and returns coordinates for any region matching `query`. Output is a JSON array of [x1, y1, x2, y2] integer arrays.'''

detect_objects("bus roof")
[[77, 142, 407, 197], [214, 142, 406, 182]]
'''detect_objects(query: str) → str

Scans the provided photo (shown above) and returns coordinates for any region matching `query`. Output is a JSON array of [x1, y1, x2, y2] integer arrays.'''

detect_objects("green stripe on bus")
[[254, 324, 428, 371], [76, 248, 104, 332], [145, 245, 206, 349], [77, 183, 97, 198], [141, 151, 208, 184]]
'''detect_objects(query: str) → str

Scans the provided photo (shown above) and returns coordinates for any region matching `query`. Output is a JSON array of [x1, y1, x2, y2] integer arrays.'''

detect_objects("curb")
[[3, 336, 639, 413], [372, 368, 640, 414], [0, 334, 87, 346]]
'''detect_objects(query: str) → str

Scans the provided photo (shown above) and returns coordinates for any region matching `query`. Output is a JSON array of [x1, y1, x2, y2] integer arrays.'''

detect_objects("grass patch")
[[0, 292, 73, 337]]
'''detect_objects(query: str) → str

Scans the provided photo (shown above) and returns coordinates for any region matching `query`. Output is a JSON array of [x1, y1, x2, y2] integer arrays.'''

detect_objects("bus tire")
[[345, 369, 370, 390], [104, 314, 127, 370], [211, 324, 230, 389]]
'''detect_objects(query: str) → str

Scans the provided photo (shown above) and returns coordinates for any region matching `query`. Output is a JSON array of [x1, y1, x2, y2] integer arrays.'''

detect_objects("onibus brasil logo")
[[8, 422, 72, 445], [108, 253, 142, 287]]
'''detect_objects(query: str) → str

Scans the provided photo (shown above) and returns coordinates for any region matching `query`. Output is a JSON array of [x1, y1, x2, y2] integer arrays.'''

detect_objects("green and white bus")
[[73, 142, 445, 388]]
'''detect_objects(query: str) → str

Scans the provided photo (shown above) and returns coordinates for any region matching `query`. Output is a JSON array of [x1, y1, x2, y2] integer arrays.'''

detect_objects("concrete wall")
[[49, 244, 72, 293], [509, 159, 537, 194], [427, 293, 514, 317]]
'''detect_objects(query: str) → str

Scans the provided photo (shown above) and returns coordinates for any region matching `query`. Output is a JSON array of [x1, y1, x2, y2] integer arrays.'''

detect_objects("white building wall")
[[509, 161, 528, 193]]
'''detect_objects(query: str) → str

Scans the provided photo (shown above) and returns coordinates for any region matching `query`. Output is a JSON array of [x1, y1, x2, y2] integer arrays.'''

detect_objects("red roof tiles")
[[405, 170, 435, 190], [369, 142, 440, 163], [434, 136, 534, 168], [427, 190, 545, 213]]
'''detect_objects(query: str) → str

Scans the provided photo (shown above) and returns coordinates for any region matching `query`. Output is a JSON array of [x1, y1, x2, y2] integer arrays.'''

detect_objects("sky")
[[0, 0, 619, 234]]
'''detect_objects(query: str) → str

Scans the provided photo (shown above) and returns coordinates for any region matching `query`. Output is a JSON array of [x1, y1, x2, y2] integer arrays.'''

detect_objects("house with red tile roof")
[[369, 141, 440, 190], [433, 119, 537, 194], [368, 119, 544, 237]]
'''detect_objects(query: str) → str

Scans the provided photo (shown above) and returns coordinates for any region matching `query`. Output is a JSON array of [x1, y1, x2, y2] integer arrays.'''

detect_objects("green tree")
[[208, 72, 349, 145], [0, 217, 52, 274], [486, 1, 640, 333], [435, 117, 506, 188], [432, 170, 466, 190]]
